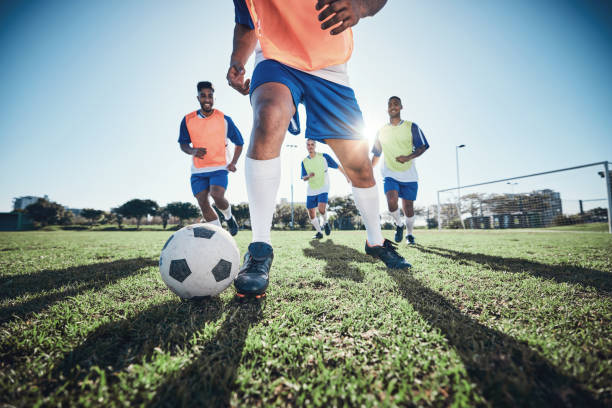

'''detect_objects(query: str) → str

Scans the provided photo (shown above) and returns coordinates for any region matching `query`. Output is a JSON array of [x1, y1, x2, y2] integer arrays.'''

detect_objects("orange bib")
[[246, 0, 353, 71], [185, 109, 227, 169]]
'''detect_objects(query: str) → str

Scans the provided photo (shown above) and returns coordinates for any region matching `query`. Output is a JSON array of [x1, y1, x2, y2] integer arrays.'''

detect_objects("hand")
[[227, 62, 250, 95], [309, 172, 315, 178], [226, 163, 237, 172], [193, 147, 207, 158], [395, 155, 411, 164], [316, 0, 365, 35]]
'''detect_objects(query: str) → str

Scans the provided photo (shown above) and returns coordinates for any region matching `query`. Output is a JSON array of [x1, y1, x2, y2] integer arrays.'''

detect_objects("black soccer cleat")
[[313, 232, 324, 239], [234, 242, 273, 297], [323, 222, 331, 236], [406, 234, 415, 245], [227, 216, 239, 236], [394, 224, 404, 243], [365, 239, 412, 269]]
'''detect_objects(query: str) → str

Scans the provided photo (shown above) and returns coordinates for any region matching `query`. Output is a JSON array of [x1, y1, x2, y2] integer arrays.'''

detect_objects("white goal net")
[[436, 162, 611, 232]]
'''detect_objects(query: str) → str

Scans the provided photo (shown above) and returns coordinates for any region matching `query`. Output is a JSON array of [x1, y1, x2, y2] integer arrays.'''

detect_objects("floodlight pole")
[[286, 144, 298, 229], [605, 161, 612, 234], [455, 144, 466, 229]]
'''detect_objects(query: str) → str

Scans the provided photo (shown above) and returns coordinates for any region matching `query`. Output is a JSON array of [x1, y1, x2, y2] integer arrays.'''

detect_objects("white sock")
[[389, 208, 401, 226], [310, 216, 322, 233], [246, 157, 281, 244], [406, 215, 415, 235], [321, 209, 328, 224], [352, 185, 384, 246], [208, 218, 221, 227], [219, 204, 232, 220]]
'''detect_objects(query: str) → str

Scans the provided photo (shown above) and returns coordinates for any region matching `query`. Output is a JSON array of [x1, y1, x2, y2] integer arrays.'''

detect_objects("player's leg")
[[299, 66, 409, 268], [191, 174, 220, 226], [326, 138, 410, 268], [195, 189, 220, 226], [318, 199, 330, 236], [307, 200, 323, 239], [210, 174, 238, 236], [385, 184, 404, 242], [235, 78, 296, 297], [401, 182, 418, 244]]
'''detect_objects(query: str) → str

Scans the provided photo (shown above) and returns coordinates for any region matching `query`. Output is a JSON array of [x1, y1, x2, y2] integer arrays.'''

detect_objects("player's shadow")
[[0, 257, 157, 324], [45, 297, 226, 399], [302, 239, 377, 282], [414, 245, 612, 295], [387, 269, 602, 407], [152, 299, 263, 407]]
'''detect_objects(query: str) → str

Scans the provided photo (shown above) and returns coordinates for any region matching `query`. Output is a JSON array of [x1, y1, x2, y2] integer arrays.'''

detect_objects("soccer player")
[[301, 139, 348, 239], [371, 96, 430, 245], [178, 81, 244, 236], [228, 0, 411, 298]]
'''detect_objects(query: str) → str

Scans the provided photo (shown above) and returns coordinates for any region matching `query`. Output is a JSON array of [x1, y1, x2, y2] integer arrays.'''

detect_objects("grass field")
[[1, 229, 610, 407]]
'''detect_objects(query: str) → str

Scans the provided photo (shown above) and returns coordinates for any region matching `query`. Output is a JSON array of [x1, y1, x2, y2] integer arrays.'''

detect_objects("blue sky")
[[1, 0, 611, 213]]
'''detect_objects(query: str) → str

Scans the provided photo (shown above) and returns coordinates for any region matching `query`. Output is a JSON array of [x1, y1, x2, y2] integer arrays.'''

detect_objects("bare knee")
[[249, 98, 293, 159], [345, 163, 374, 187], [210, 189, 224, 202]]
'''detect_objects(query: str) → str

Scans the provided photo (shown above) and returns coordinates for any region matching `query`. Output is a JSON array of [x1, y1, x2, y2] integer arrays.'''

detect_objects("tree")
[[115, 199, 159, 229], [81, 208, 104, 226], [110, 209, 124, 229], [328, 195, 359, 230], [232, 203, 250, 228], [273, 203, 309, 229], [166, 202, 200, 226], [25, 198, 67, 226]]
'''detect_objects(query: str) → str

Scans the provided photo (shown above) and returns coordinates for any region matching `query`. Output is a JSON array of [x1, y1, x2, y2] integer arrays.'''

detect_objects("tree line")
[[18, 196, 377, 231]]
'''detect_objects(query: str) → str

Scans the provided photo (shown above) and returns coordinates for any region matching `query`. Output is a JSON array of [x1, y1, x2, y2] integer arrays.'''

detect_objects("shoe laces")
[[382, 239, 403, 261], [242, 253, 268, 275]]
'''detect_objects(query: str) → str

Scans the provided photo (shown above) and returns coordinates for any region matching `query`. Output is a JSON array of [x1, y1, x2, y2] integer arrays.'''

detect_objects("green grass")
[[1, 229, 610, 407], [544, 222, 609, 232]]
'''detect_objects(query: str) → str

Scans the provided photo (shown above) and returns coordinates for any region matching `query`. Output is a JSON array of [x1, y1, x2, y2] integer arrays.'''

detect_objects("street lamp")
[[286, 144, 298, 229], [456, 144, 466, 228], [507, 181, 518, 195]]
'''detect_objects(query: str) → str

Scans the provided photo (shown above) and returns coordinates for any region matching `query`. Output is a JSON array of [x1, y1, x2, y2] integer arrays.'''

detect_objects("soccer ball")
[[159, 223, 240, 298]]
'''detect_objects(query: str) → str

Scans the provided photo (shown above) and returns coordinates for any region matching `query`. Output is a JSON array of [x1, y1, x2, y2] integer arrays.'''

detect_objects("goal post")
[[436, 161, 612, 233]]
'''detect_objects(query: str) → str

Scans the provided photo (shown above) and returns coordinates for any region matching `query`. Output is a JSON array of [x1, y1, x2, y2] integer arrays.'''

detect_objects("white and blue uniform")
[[301, 153, 339, 209], [234, 0, 364, 141], [178, 111, 244, 195], [372, 121, 429, 200]]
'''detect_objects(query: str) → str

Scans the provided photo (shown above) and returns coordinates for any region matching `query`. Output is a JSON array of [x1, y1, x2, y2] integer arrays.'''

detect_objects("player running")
[[228, 0, 411, 299], [301, 139, 348, 239], [178, 81, 244, 236], [371, 96, 430, 245]]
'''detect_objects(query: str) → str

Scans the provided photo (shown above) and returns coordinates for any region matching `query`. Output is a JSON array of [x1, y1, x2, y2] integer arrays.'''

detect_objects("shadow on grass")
[[414, 245, 612, 295], [387, 269, 603, 407], [47, 298, 224, 388], [152, 299, 263, 407], [0, 258, 157, 324], [303, 242, 601, 406], [302, 239, 377, 282]]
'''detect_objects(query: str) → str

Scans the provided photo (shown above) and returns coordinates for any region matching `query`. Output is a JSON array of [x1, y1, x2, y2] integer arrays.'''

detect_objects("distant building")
[[465, 189, 563, 229], [534, 189, 562, 225], [13, 195, 49, 211]]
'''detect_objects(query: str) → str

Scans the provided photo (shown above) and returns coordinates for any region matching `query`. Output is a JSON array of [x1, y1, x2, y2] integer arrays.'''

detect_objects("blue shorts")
[[190, 170, 228, 196], [306, 193, 329, 209], [250, 60, 364, 142], [383, 178, 418, 201]]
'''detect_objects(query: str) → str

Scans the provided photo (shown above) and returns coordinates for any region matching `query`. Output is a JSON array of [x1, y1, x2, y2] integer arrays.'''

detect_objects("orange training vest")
[[184, 109, 227, 169], [246, 0, 353, 71]]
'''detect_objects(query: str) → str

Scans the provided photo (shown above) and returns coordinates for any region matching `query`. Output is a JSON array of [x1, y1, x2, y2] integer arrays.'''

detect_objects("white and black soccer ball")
[[159, 223, 240, 298]]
